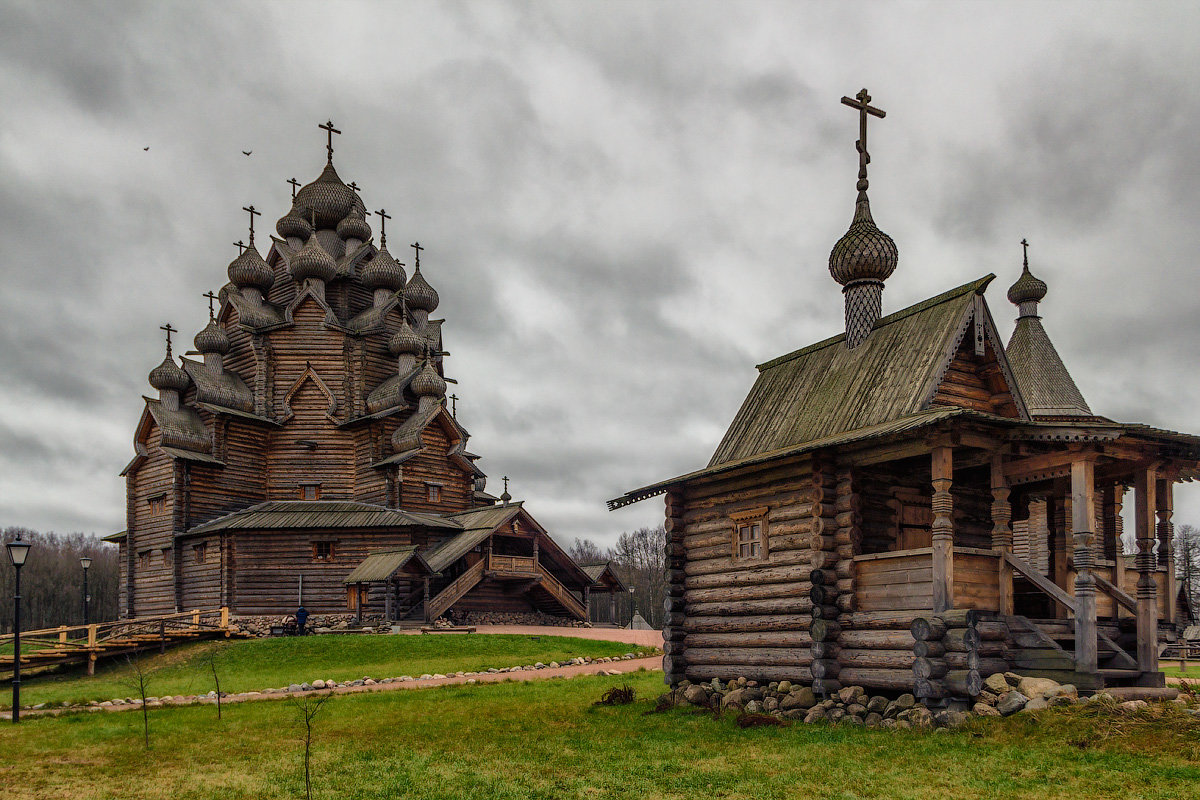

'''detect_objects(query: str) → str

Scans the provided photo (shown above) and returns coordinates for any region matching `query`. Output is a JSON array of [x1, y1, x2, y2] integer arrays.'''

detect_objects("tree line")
[[569, 526, 666, 629], [0, 527, 119, 634]]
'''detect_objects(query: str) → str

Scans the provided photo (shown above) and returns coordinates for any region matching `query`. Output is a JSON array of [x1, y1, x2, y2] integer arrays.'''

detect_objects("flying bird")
[[143, 147, 150, 151], [242, 150, 252, 156]]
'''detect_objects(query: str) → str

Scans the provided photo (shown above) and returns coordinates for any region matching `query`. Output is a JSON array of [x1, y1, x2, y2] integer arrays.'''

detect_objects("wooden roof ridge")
[[757, 275, 996, 372], [182, 499, 462, 537]]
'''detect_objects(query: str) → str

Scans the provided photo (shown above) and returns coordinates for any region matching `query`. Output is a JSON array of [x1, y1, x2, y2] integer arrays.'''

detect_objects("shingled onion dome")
[[293, 162, 356, 229], [227, 243, 275, 296], [194, 319, 230, 374], [362, 246, 407, 306], [829, 194, 898, 349], [405, 266, 439, 328], [337, 207, 371, 245], [149, 353, 189, 410], [276, 208, 313, 243], [290, 228, 338, 287], [1007, 254, 1048, 319], [412, 352, 447, 412], [389, 315, 424, 374]]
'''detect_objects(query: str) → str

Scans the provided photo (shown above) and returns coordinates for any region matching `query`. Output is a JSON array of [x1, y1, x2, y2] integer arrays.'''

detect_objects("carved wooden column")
[[583, 585, 591, 622], [423, 576, 432, 624], [1133, 468, 1159, 674], [1052, 490, 1070, 619], [1157, 478, 1175, 624], [662, 489, 688, 685], [1070, 459, 1098, 672], [931, 447, 954, 613], [990, 456, 1013, 615]]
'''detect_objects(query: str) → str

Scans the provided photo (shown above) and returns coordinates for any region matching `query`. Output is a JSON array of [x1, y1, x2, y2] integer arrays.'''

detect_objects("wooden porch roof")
[[184, 500, 460, 537], [342, 546, 430, 583]]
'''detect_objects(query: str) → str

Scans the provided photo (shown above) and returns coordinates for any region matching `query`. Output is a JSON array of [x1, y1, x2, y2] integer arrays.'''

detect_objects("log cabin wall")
[[232, 527, 420, 615], [353, 424, 391, 507], [128, 427, 179, 616], [398, 424, 473, 513], [180, 534, 223, 610], [187, 418, 269, 528], [452, 579, 544, 614], [674, 455, 819, 685]]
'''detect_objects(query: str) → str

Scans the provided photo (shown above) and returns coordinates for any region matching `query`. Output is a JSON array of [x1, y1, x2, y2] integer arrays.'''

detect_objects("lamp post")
[[6, 533, 32, 723], [80, 556, 92, 627], [628, 587, 636, 630]]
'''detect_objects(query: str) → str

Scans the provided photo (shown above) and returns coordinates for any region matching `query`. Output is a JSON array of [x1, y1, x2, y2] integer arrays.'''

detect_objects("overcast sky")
[[2, 1, 1199, 550]]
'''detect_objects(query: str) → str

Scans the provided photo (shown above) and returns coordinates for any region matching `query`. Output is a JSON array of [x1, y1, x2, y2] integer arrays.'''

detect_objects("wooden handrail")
[[427, 561, 485, 619], [1003, 552, 1077, 615], [0, 608, 227, 645], [535, 563, 587, 618], [488, 554, 537, 573], [1094, 572, 1137, 613]]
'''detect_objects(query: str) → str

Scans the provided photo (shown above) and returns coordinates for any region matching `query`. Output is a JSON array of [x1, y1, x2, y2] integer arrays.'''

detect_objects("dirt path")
[[1, 631, 663, 720]]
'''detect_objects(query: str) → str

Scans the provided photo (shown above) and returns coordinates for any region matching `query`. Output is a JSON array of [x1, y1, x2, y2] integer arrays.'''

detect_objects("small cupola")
[[148, 323, 189, 410], [389, 304, 424, 375], [404, 241, 439, 327], [411, 347, 447, 412], [1007, 238, 1048, 319], [195, 292, 230, 374]]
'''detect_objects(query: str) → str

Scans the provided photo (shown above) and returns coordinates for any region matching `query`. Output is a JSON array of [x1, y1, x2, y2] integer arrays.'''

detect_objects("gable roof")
[[423, 503, 524, 572], [581, 561, 629, 592], [1006, 316, 1092, 417], [342, 546, 430, 583], [710, 276, 1015, 466], [184, 500, 460, 537]]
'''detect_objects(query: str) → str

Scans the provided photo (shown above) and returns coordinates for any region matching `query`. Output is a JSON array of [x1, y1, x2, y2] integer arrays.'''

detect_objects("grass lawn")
[[2, 634, 651, 709], [2, 670, 1199, 799]]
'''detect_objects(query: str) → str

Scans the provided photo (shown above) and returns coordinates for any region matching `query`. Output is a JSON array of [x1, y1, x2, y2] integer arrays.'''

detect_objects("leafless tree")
[[1176, 525, 1200, 626], [288, 692, 332, 800], [124, 654, 154, 749], [568, 538, 607, 564], [205, 648, 224, 720], [608, 526, 667, 628], [0, 527, 119, 633]]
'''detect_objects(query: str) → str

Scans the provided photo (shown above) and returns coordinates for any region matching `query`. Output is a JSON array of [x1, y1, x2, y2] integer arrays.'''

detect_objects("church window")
[[312, 541, 336, 562], [426, 483, 441, 503], [148, 495, 166, 514], [730, 507, 768, 561], [163, 548, 173, 568], [299, 484, 321, 501], [193, 543, 207, 564], [138, 550, 151, 569]]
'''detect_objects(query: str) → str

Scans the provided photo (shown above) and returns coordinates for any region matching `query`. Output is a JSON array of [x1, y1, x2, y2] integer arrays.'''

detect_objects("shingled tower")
[[111, 124, 592, 624]]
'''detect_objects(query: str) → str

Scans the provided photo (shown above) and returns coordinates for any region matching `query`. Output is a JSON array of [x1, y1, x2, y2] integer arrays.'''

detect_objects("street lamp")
[[80, 556, 92, 627], [6, 534, 32, 724], [628, 587, 636, 630]]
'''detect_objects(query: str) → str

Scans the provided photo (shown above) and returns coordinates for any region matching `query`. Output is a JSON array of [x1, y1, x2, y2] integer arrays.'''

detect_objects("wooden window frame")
[[425, 482, 442, 503], [731, 507, 769, 562], [147, 494, 167, 514], [193, 542, 207, 564], [298, 483, 321, 501], [137, 550, 151, 569], [311, 540, 336, 563]]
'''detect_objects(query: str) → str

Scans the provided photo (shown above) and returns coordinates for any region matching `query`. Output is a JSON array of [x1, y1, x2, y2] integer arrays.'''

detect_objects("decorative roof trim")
[[281, 365, 339, 422]]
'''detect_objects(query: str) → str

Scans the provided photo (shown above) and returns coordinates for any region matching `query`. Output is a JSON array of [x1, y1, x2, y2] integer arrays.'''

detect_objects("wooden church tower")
[[108, 123, 591, 622]]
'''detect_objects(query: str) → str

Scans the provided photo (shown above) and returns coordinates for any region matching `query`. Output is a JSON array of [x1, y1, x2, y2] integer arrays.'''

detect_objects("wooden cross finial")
[[449, 393, 458, 417], [840, 88, 886, 193], [375, 209, 391, 246], [233, 239, 246, 254], [160, 322, 177, 355], [348, 181, 361, 193], [410, 241, 423, 270], [503, 476, 509, 493], [319, 119, 341, 162], [287, 177, 301, 199], [203, 290, 219, 320], [243, 204, 261, 245], [1021, 238, 1030, 270]]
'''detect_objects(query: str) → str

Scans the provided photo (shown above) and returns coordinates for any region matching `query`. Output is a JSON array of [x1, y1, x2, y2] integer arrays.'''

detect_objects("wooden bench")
[[419, 626, 476, 634]]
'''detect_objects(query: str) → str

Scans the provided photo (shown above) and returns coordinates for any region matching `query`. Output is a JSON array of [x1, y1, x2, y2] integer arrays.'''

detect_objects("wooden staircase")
[[1006, 615, 1144, 689], [426, 560, 486, 620]]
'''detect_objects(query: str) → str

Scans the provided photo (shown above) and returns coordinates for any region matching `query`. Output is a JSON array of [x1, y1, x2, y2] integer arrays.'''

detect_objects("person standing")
[[295, 605, 309, 636]]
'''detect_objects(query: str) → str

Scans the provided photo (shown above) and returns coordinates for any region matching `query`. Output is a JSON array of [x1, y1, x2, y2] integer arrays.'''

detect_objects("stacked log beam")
[[809, 457, 841, 696], [911, 610, 986, 701], [663, 489, 687, 685]]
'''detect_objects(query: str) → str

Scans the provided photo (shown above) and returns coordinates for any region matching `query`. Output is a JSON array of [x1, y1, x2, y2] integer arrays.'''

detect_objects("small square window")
[[737, 523, 762, 559], [730, 507, 768, 561], [193, 543, 207, 564], [148, 496, 166, 514], [299, 485, 320, 501], [426, 484, 441, 503], [312, 541, 335, 562]]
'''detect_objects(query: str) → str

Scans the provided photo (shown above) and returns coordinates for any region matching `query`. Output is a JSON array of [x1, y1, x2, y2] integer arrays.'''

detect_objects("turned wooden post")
[[1133, 468, 1159, 673], [1157, 479, 1175, 625], [423, 576, 432, 623], [1070, 458, 1098, 673], [991, 456, 1013, 615], [931, 447, 954, 613], [583, 585, 591, 621]]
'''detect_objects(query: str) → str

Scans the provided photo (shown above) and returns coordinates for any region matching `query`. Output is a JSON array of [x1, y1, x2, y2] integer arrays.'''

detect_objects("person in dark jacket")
[[295, 605, 309, 636]]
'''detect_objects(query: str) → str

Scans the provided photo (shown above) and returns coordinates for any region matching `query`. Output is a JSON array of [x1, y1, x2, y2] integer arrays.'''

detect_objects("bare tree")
[[124, 654, 154, 749], [1177, 525, 1200, 627], [205, 648, 224, 721], [0, 528, 119, 633], [288, 692, 332, 800], [608, 526, 667, 628], [568, 538, 608, 564]]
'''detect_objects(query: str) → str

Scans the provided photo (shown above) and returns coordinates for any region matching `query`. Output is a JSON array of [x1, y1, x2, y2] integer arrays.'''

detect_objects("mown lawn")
[[2, 670, 1199, 800], [2, 634, 649, 709]]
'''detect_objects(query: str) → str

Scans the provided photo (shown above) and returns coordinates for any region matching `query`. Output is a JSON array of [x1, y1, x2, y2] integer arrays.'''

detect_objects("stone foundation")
[[461, 610, 590, 628]]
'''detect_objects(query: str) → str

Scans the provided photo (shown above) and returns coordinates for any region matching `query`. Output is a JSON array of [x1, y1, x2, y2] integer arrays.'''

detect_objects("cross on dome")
[[1021, 237, 1030, 269], [233, 239, 246, 254], [375, 208, 391, 246], [319, 119, 341, 163], [287, 177, 301, 200], [411, 241, 423, 270], [160, 322, 177, 356], [840, 88, 886, 194], [203, 290, 219, 320], [243, 204, 261, 245], [449, 393, 458, 417]]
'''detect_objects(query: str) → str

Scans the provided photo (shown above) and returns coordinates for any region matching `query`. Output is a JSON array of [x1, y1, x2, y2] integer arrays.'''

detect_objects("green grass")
[[2, 634, 650, 709], [1, 670, 1199, 799]]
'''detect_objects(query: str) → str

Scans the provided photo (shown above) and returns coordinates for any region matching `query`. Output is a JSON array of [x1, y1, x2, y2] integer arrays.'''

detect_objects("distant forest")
[[0, 528, 119, 634], [569, 526, 667, 628]]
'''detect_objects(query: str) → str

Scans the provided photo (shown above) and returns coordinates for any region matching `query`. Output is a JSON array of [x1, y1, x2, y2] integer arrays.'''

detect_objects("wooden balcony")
[[487, 554, 539, 577]]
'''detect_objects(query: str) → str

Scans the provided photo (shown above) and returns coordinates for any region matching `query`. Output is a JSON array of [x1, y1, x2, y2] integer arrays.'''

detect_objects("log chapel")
[[611, 89, 1200, 697], [108, 123, 592, 624]]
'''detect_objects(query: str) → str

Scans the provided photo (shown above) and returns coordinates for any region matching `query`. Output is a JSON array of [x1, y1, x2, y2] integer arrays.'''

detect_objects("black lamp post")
[[80, 556, 92, 627], [628, 587, 636, 630], [6, 534, 32, 723]]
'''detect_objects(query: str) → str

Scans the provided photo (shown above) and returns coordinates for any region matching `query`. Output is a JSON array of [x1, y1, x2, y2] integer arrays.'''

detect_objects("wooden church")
[[107, 123, 591, 624], [611, 90, 1200, 696]]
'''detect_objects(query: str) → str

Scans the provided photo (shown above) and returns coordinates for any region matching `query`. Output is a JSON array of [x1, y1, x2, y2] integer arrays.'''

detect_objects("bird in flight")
[[242, 150, 252, 156], [144, 146, 150, 151]]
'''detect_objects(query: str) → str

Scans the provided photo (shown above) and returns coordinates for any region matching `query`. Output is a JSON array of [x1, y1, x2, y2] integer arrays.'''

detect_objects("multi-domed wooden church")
[[107, 124, 591, 624]]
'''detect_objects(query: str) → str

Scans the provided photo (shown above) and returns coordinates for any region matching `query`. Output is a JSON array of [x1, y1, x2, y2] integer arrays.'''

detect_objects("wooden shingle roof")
[[423, 504, 523, 573], [342, 546, 429, 583], [184, 500, 460, 537], [1005, 316, 1091, 417], [710, 276, 996, 466]]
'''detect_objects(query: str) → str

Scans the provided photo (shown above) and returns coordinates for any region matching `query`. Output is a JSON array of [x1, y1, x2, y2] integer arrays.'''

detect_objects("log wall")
[[127, 427, 179, 617]]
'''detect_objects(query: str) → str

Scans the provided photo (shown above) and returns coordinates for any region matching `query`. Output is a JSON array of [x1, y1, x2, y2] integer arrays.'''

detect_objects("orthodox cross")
[[287, 177, 301, 199], [203, 290, 219, 320], [319, 119, 341, 162], [233, 239, 246, 254], [375, 208, 391, 246], [503, 476, 509, 494], [243, 204, 261, 245], [348, 181, 361, 193], [1021, 238, 1030, 269], [840, 88, 885, 192], [410, 241, 423, 270], [449, 393, 458, 417], [160, 322, 177, 356]]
